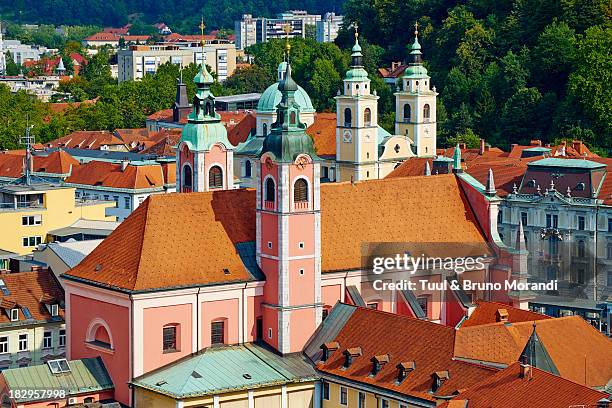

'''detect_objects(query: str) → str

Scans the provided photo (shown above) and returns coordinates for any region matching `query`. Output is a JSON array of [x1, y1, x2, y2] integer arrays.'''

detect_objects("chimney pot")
[[479, 138, 485, 155]]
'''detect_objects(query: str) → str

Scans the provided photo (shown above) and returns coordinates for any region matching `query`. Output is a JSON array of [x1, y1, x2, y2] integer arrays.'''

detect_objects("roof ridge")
[[131, 197, 153, 290]]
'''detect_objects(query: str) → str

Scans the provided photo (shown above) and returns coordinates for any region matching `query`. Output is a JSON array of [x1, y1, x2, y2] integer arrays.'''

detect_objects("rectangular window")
[[417, 296, 428, 317], [10, 309, 18, 322], [358, 391, 366, 408], [162, 326, 176, 352], [380, 399, 389, 408], [43, 331, 52, 349], [608, 244, 612, 260], [521, 212, 528, 226], [340, 386, 347, 405], [18, 333, 28, 351], [608, 270, 612, 287], [366, 302, 379, 310], [113, 196, 119, 207], [497, 209, 503, 223], [211, 321, 225, 345], [22, 236, 42, 247], [51, 304, 59, 317], [0, 337, 7, 353], [578, 216, 585, 230], [608, 218, 612, 232], [124, 197, 131, 210], [21, 215, 41, 226], [59, 329, 66, 347], [322, 381, 330, 400]]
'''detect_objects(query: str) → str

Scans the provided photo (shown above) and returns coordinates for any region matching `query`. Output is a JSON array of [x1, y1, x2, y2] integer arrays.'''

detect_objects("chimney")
[[530, 139, 542, 146], [519, 355, 533, 380], [511, 143, 518, 150], [343, 347, 362, 368], [572, 140, 583, 153], [458, 143, 466, 150], [370, 354, 390, 376], [432, 371, 450, 392], [479, 138, 485, 155], [121, 160, 128, 171], [396, 361, 415, 383], [495, 308, 509, 322], [320, 342, 340, 362]]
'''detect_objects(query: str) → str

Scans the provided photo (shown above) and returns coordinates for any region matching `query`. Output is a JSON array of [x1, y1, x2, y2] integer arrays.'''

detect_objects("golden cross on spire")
[[199, 16, 206, 48], [353, 22, 359, 40], [414, 21, 419, 37], [282, 22, 292, 59]]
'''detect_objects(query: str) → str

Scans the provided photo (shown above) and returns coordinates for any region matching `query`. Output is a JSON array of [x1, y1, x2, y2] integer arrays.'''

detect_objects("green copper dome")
[[257, 63, 315, 113], [180, 121, 231, 151], [403, 64, 429, 78]]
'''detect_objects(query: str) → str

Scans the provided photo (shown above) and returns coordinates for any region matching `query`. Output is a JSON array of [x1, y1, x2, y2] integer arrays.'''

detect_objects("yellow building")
[[132, 343, 317, 408], [0, 181, 114, 255]]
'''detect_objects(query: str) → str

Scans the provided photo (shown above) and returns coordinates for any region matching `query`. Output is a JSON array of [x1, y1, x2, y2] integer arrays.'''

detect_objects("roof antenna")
[[20, 115, 35, 186]]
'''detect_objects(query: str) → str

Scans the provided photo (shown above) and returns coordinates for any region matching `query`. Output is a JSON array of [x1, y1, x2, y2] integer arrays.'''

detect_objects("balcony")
[[264, 200, 275, 210], [294, 201, 309, 210], [0, 201, 43, 212]]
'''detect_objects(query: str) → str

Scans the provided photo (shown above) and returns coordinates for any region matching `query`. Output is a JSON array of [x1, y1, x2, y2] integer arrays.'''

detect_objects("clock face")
[[342, 129, 352, 143]]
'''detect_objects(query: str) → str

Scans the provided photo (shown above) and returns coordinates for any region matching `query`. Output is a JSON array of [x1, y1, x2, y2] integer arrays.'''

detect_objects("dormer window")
[[343, 347, 362, 368], [432, 370, 450, 392], [370, 354, 389, 376], [9, 308, 18, 322], [397, 361, 415, 383], [51, 304, 59, 317], [320, 341, 340, 362]]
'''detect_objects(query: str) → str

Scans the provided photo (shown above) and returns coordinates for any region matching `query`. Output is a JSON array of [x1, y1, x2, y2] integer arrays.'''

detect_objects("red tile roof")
[[46, 131, 126, 150], [139, 129, 182, 156], [317, 307, 498, 400], [460, 300, 551, 328], [0, 150, 79, 178], [114, 128, 150, 146], [306, 112, 337, 157], [227, 112, 256, 146], [439, 362, 608, 408], [454, 316, 612, 388], [146, 108, 174, 122], [65, 160, 168, 190], [48, 98, 96, 114], [64, 174, 491, 291], [507, 140, 598, 159], [0, 271, 64, 324]]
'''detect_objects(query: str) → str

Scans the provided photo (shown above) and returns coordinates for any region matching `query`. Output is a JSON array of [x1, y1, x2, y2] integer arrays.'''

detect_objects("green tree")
[[308, 59, 342, 111]]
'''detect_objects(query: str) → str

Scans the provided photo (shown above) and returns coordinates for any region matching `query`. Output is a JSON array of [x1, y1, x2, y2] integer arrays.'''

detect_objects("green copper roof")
[[523, 147, 552, 152], [257, 63, 315, 113], [345, 67, 369, 81], [131, 343, 317, 399], [528, 158, 605, 169], [403, 64, 429, 78], [179, 62, 233, 151], [453, 143, 462, 170], [3, 357, 113, 403]]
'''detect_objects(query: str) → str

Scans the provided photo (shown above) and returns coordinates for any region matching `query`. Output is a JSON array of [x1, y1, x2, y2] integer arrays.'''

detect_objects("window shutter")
[[294, 179, 308, 202]]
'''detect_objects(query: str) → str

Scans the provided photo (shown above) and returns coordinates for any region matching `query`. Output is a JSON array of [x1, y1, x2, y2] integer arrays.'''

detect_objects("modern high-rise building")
[[316, 12, 344, 43]]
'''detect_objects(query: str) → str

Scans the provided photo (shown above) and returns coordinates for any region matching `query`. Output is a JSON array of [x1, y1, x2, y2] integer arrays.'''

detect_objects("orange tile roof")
[[306, 112, 337, 157], [439, 362, 608, 408], [64, 174, 491, 292], [453, 316, 612, 388], [0, 150, 79, 178], [140, 129, 182, 156], [317, 307, 498, 400], [46, 131, 126, 150], [65, 161, 168, 190], [507, 140, 598, 159], [65, 190, 256, 292], [385, 158, 432, 178], [227, 112, 256, 146], [114, 128, 150, 145], [460, 300, 551, 328], [147, 108, 174, 122], [0, 271, 64, 324], [48, 98, 96, 114]]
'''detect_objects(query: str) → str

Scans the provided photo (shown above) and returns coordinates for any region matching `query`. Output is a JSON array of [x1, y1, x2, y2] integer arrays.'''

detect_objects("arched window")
[[344, 108, 352, 127], [265, 178, 275, 202], [423, 104, 431, 120], [294, 179, 308, 203], [262, 123, 268, 136], [209, 166, 223, 189], [290, 111, 296, 124], [364, 108, 372, 127], [245, 160, 252, 178], [205, 102, 212, 116], [403, 104, 411, 123], [182, 165, 192, 192]]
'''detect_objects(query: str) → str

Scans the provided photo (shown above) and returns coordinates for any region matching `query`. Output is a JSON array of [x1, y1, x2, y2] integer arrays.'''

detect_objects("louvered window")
[[294, 179, 308, 202], [265, 178, 275, 202], [209, 166, 223, 189]]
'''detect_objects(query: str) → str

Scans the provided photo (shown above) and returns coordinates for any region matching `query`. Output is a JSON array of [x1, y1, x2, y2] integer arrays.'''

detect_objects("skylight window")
[[22, 307, 32, 320], [47, 359, 71, 374]]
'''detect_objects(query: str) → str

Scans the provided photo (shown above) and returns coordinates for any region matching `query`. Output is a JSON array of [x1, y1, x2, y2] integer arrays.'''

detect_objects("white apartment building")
[[316, 13, 344, 43], [117, 44, 236, 82]]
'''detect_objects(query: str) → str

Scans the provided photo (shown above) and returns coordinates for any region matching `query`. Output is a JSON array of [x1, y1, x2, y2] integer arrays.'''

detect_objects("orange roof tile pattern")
[[0, 150, 79, 178], [114, 128, 150, 145], [507, 140, 598, 159], [65, 161, 168, 190], [0, 271, 64, 324], [439, 362, 608, 408], [45, 131, 126, 150], [140, 129, 182, 156], [65, 174, 490, 291], [227, 112, 256, 146], [454, 316, 612, 388], [460, 300, 551, 328], [306, 113, 337, 157], [66, 190, 256, 291], [317, 307, 497, 400]]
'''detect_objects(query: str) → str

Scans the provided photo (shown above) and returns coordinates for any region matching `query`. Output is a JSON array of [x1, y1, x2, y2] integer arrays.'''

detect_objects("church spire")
[[408, 21, 423, 65], [351, 23, 363, 67]]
